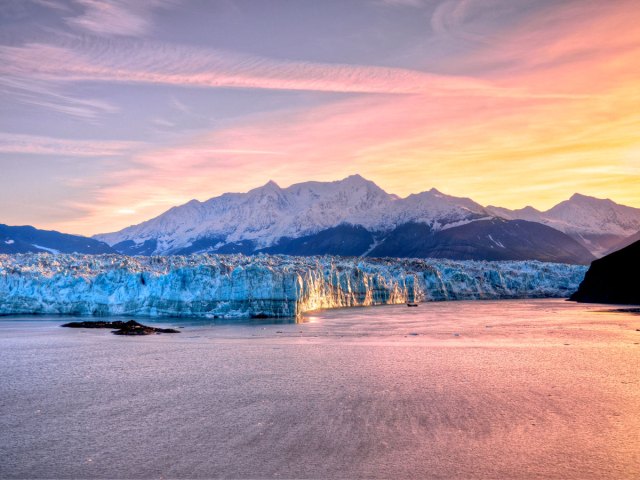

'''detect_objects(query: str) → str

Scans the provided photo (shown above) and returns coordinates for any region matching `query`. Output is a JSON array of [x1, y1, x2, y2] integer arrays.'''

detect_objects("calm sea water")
[[1, 299, 639, 479]]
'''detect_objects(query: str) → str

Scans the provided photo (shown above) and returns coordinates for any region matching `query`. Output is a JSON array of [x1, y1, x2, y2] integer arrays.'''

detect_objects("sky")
[[1, 0, 639, 235]]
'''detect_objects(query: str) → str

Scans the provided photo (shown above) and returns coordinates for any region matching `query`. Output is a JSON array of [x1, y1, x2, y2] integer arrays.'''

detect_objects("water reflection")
[[1, 299, 639, 478], [156, 315, 309, 327]]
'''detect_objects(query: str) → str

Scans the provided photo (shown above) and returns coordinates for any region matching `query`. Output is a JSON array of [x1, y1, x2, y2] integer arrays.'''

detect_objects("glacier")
[[0, 254, 587, 319]]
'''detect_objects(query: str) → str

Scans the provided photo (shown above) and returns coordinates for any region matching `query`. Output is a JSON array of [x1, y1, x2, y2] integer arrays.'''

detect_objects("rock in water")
[[570, 239, 640, 305], [61, 320, 180, 335], [61, 320, 124, 329], [111, 320, 180, 335]]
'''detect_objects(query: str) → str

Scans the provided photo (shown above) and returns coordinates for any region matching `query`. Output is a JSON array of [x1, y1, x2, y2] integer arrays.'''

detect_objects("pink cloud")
[[0, 38, 544, 97], [28, 0, 640, 235], [452, 0, 640, 94], [0, 133, 140, 156]]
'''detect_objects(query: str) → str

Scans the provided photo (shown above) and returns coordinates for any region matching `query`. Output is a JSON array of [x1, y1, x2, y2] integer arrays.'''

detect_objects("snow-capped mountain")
[[96, 175, 490, 255], [487, 194, 640, 256], [94, 175, 634, 263]]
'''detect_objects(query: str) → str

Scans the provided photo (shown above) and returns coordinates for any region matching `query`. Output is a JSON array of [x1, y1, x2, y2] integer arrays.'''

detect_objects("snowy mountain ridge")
[[94, 175, 640, 258], [95, 175, 490, 254], [487, 193, 640, 256]]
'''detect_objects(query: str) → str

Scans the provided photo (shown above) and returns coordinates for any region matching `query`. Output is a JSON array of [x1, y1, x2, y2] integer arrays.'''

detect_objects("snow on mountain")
[[0, 253, 587, 319], [392, 188, 490, 228], [95, 176, 639, 259], [96, 175, 488, 255], [545, 194, 640, 236], [487, 194, 640, 256]]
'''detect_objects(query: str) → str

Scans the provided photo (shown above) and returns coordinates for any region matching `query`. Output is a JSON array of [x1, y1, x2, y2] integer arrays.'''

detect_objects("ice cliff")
[[0, 254, 587, 318]]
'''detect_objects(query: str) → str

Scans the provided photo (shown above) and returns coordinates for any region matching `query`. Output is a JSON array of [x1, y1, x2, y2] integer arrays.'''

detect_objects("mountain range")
[[89, 175, 640, 264], [3, 175, 639, 263], [487, 193, 640, 256]]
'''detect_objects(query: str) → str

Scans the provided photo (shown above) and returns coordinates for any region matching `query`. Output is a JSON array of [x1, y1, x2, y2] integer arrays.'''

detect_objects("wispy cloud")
[[428, 0, 520, 36], [0, 76, 118, 120], [4, 0, 640, 235], [0, 132, 139, 156], [443, 0, 640, 89], [31, 0, 72, 12], [0, 2, 590, 123], [0, 37, 546, 98], [430, 0, 462, 34], [58, 0, 640, 234], [377, 0, 426, 7], [151, 117, 176, 128], [65, 0, 177, 36]]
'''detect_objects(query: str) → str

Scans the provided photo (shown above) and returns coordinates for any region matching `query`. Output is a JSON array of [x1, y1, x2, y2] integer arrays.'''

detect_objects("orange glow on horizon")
[[8, 0, 638, 236]]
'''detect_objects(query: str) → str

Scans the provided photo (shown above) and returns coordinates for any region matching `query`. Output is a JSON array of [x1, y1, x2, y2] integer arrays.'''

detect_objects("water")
[[1, 299, 639, 478]]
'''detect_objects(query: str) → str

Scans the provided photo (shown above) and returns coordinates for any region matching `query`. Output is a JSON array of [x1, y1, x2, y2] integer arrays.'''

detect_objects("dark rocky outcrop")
[[61, 320, 180, 335], [570, 239, 640, 305]]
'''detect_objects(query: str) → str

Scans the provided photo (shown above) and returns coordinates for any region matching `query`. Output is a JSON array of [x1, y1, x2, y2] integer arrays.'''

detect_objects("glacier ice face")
[[0, 253, 587, 319]]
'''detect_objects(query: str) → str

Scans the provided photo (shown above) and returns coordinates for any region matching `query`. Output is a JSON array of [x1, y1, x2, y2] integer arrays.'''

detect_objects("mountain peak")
[[519, 206, 541, 214], [264, 179, 280, 189], [569, 193, 597, 202], [566, 193, 616, 206], [341, 174, 370, 186], [556, 193, 622, 214], [334, 174, 390, 197], [248, 179, 282, 194], [345, 173, 365, 180]]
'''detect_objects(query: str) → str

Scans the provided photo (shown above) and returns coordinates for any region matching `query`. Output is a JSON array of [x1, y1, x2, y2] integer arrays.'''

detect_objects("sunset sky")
[[1, 0, 639, 235]]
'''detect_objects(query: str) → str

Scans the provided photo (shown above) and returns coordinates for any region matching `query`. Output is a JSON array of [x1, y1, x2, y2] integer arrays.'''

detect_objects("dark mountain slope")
[[570, 239, 640, 304], [605, 230, 640, 255], [0, 224, 115, 254], [261, 224, 375, 256], [111, 239, 158, 256], [369, 219, 594, 264]]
